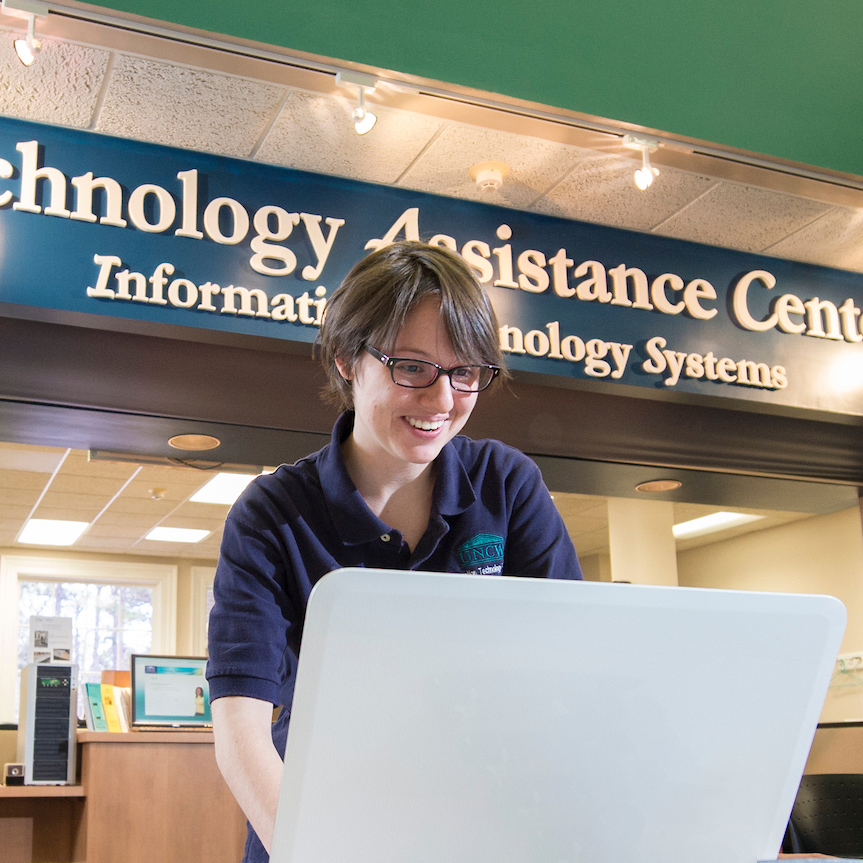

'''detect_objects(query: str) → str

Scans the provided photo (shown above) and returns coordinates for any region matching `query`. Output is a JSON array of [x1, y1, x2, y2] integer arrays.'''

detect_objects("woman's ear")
[[334, 356, 353, 382]]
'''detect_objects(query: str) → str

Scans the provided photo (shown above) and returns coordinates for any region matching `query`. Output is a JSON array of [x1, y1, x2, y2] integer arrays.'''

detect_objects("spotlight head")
[[622, 135, 660, 191], [335, 70, 379, 136], [2, 0, 48, 66], [14, 33, 40, 65], [634, 165, 658, 191], [352, 105, 377, 135]]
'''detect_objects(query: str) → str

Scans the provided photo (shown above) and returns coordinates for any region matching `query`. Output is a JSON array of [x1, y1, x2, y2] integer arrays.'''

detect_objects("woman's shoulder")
[[449, 434, 539, 477], [228, 447, 329, 515]]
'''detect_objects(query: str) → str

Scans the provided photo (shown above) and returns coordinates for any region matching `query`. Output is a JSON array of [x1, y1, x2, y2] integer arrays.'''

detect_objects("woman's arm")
[[212, 695, 284, 855]]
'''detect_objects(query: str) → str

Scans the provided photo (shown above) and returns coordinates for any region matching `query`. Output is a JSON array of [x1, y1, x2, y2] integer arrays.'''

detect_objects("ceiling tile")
[[137, 537, 209, 552], [124, 476, 206, 502], [62, 452, 138, 480], [24, 506, 90, 522], [551, 493, 608, 519], [399, 123, 588, 209], [99, 497, 174, 517], [75, 536, 138, 551], [0, 443, 65, 472], [0, 31, 109, 128], [85, 523, 148, 540], [96, 54, 285, 157], [256, 91, 443, 184], [765, 207, 863, 273], [48, 474, 126, 497], [173, 501, 232, 519], [534, 154, 716, 231], [154, 518, 224, 534], [0, 488, 41, 507], [0, 503, 33, 520], [36, 491, 107, 518], [654, 182, 832, 252], [0, 468, 51, 491]]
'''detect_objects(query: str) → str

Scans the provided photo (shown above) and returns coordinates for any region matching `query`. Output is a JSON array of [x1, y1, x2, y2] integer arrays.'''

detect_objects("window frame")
[[0, 554, 177, 724], [189, 565, 216, 656]]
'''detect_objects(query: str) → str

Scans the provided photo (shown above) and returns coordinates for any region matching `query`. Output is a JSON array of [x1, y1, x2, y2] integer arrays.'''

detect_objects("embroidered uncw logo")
[[456, 533, 504, 575]]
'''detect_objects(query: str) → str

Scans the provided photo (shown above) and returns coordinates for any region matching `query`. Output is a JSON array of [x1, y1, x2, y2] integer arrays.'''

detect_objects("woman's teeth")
[[408, 418, 444, 431]]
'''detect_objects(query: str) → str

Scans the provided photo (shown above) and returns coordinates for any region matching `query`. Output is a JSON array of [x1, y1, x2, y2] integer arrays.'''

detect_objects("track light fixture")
[[622, 135, 660, 190], [335, 70, 378, 136], [2, 0, 48, 66]]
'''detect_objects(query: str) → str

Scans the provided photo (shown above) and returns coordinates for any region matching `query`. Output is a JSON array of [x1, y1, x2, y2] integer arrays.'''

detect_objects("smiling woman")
[[206, 240, 584, 863]]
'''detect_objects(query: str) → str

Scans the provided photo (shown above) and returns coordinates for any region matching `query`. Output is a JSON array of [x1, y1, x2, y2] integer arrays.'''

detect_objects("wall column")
[[607, 497, 678, 585]]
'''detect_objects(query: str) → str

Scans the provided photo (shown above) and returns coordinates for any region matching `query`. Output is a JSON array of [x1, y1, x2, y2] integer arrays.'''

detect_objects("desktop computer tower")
[[17, 663, 78, 785]]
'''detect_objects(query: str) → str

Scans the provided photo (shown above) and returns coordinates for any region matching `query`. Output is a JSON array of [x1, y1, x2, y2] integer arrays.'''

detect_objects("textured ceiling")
[[2, 9, 863, 272], [0, 7, 856, 560]]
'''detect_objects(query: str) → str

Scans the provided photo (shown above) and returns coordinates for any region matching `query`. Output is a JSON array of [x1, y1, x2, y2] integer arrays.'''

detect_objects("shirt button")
[[380, 533, 391, 542]]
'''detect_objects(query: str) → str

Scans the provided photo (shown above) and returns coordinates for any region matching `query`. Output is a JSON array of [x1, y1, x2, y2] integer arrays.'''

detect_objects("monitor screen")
[[130, 654, 212, 728]]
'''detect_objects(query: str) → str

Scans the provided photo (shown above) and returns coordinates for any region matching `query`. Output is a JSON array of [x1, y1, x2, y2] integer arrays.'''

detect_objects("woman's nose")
[[421, 372, 455, 410]]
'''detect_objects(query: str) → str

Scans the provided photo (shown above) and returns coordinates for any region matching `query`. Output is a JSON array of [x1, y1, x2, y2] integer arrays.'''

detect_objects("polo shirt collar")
[[319, 412, 476, 546], [432, 429, 477, 517]]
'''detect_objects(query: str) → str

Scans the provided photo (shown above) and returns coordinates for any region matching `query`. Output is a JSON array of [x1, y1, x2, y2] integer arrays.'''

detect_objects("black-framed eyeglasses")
[[365, 346, 500, 392]]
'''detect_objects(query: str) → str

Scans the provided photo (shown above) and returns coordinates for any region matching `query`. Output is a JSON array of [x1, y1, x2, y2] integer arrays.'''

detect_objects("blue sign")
[[0, 116, 861, 416]]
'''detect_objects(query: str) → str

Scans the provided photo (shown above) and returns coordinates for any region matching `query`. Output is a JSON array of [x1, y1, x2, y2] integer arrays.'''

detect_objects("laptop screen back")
[[271, 569, 845, 863]]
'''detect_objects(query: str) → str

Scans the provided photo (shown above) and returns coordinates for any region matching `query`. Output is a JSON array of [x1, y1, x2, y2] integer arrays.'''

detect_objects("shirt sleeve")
[[502, 452, 583, 580], [206, 484, 300, 705]]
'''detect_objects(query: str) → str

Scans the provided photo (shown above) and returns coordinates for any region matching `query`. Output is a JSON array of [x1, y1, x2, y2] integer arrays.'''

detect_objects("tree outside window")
[[16, 580, 155, 721], [0, 556, 176, 725]]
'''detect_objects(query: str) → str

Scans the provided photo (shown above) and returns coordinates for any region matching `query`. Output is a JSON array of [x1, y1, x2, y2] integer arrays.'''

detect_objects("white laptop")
[[271, 568, 846, 863]]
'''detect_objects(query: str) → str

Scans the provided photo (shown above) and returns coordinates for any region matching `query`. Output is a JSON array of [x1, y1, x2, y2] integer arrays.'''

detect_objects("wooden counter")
[[0, 731, 247, 863]]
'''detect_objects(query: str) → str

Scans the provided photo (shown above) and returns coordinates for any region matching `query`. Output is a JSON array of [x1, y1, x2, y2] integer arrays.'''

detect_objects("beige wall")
[[677, 506, 863, 722], [0, 728, 15, 770]]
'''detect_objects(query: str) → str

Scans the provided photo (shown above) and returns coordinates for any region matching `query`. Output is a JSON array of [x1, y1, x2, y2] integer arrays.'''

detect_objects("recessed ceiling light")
[[190, 473, 259, 505], [19, 518, 89, 546], [168, 434, 221, 451], [145, 526, 210, 543], [672, 512, 764, 540], [636, 479, 683, 493]]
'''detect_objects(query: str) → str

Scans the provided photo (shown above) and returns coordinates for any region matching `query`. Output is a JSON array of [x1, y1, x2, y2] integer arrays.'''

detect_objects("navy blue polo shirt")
[[207, 412, 581, 860], [208, 412, 581, 708]]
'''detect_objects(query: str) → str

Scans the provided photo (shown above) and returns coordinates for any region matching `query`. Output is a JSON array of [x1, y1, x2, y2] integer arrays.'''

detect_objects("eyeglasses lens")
[[390, 360, 493, 391]]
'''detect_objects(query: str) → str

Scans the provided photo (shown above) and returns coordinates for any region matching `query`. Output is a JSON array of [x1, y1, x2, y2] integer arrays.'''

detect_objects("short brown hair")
[[319, 241, 506, 410]]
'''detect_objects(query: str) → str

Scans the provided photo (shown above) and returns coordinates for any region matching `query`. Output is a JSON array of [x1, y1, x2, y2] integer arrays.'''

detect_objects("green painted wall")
[[86, 0, 863, 178]]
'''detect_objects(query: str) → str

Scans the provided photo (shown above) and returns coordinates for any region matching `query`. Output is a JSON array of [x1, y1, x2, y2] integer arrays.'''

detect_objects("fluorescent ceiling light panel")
[[190, 472, 259, 505], [19, 518, 89, 546], [672, 512, 765, 540], [146, 526, 210, 543]]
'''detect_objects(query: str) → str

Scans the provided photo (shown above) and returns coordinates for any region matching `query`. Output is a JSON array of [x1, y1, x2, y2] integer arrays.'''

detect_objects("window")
[[0, 556, 176, 724]]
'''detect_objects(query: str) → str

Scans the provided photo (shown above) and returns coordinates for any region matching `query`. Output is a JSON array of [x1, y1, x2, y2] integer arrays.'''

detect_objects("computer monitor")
[[130, 654, 212, 729]]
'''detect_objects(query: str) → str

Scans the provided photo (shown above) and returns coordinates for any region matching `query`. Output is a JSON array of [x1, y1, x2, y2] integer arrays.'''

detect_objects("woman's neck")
[[341, 435, 436, 550]]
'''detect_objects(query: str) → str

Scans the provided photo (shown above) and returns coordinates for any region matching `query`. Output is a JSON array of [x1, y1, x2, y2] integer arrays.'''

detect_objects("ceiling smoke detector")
[[469, 161, 510, 192]]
